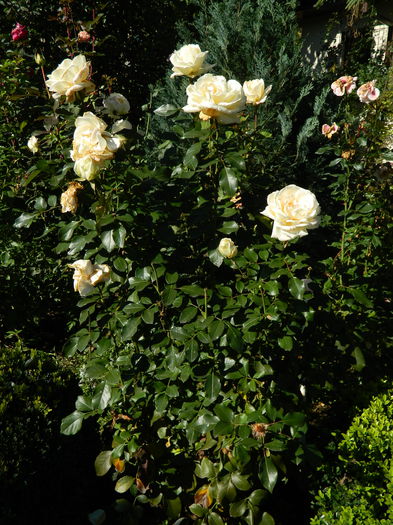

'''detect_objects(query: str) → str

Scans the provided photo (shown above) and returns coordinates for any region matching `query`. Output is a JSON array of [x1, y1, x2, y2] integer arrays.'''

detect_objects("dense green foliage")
[[311, 389, 393, 524], [0, 1, 392, 524]]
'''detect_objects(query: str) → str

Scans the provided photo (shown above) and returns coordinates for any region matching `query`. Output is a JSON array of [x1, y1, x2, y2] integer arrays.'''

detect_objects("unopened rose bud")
[[34, 53, 45, 66], [78, 30, 91, 43], [218, 238, 238, 258]]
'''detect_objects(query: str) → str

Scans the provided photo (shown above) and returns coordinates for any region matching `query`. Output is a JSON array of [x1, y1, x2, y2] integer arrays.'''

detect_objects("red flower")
[[11, 23, 28, 41]]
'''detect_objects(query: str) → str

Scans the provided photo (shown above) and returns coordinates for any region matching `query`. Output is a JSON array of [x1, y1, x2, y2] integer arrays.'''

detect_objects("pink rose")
[[321, 122, 339, 139], [78, 30, 91, 43], [357, 80, 380, 104], [331, 75, 357, 96], [11, 23, 28, 41]]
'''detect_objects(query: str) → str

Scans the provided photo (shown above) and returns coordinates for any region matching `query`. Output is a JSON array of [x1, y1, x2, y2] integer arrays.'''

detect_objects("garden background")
[[0, 0, 392, 524]]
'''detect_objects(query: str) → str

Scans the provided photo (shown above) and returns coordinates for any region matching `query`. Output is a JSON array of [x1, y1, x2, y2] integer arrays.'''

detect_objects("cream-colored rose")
[[170, 44, 213, 79], [330, 75, 357, 96], [243, 79, 272, 105], [183, 74, 246, 124], [218, 238, 238, 258], [71, 112, 125, 180], [60, 181, 83, 213], [68, 259, 110, 296], [103, 93, 130, 116], [261, 184, 321, 241], [357, 80, 380, 103], [27, 135, 39, 154], [45, 55, 95, 102]]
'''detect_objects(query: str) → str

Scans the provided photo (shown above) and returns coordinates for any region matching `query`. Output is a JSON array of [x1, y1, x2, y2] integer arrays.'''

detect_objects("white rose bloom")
[[27, 135, 39, 154], [45, 55, 95, 102], [68, 259, 111, 296], [243, 79, 272, 105], [261, 184, 321, 241], [218, 238, 238, 258], [183, 74, 246, 124], [103, 93, 130, 116], [71, 112, 125, 180], [170, 44, 213, 78]]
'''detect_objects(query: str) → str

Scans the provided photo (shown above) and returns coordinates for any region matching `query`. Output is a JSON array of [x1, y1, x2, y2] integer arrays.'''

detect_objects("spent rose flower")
[[218, 238, 238, 258], [60, 181, 83, 213], [170, 44, 213, 79], [45, 55, 95, 102], [11, 23, 27, 41], [27, 135, 39, 154], [68, 259, 110, 296], [331, 75, 357, 96], [261, 184, 321, 241], [243, 79, 272, 105], [321, 122, 339, 139], [103, 93, 130, 117], [357, 80, 380, 104], [71, 112, 125, 180], [183, 74, 246, 124]]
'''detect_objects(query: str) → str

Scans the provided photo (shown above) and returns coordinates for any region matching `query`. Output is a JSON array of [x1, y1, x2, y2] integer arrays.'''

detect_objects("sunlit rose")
[[60, 181, 83, 213], [357, 80, 380, 104], [243, 79, 272, 105], [170, 44, 213, 78], [45, 55, 95, 102], [27, 135, 39, 154], [321, 122, 339, 139], [71, 112, 125, 180], [68, 259, 110, 296], [183, 74, 246, 124], [261, 184, 321, 241], [331, 75, 357, 96], [217, 238, 238, 258], [77, 30, 90, 43], [11, 23, 27, 41], [103, 93, 130, 116]]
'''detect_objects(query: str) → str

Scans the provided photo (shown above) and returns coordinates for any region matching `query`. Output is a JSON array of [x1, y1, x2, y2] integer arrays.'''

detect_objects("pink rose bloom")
[[357, 80, 380, 104], [331, 76, 357, 96], [78, 30, 91, 43], [11, 23, 27, 41], [321, 122, 339, 139]]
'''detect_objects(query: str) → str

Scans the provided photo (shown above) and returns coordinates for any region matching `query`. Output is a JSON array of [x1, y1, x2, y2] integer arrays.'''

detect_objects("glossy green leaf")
[[259, 456, 278, 493]]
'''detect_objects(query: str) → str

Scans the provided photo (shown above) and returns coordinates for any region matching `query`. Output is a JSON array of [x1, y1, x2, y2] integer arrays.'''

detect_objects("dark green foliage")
[[310, 390, 393, 524]]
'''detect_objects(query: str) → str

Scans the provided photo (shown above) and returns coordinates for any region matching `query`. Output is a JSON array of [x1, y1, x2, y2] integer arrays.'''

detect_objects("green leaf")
[[113, 225, 126, 248], [229, 500, 248, 517], [63, 337, 79, 357], [214, 405, 234, 423], [115, 476, 134, 493], [189, 504, 206, 518], [352, 347, 366, 372], [278, 335, 293, 351], [259, 456, 278, 493], [94, 450, 112, 476], [154, 104, 178, 117], [219, 167, 238, 197], [101, 230, 116, 253], [219, 220, 239, 234], [60, 411, 84, 435], [231, 472, 251, 491], [208, 512, 224, 525], [348, 288, 373, 307], [288, 277, 306, 300], [208, 320, 225, 341], [142, 308, 155, 324], [122, 318, 141, 341], [261, 511, 275, 525], [205, 373, 221, 403], [14, 212, 36, 229], [93, 383, 112, 410], [208, 249, 224, 267], [180, 306, 198, 323]]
